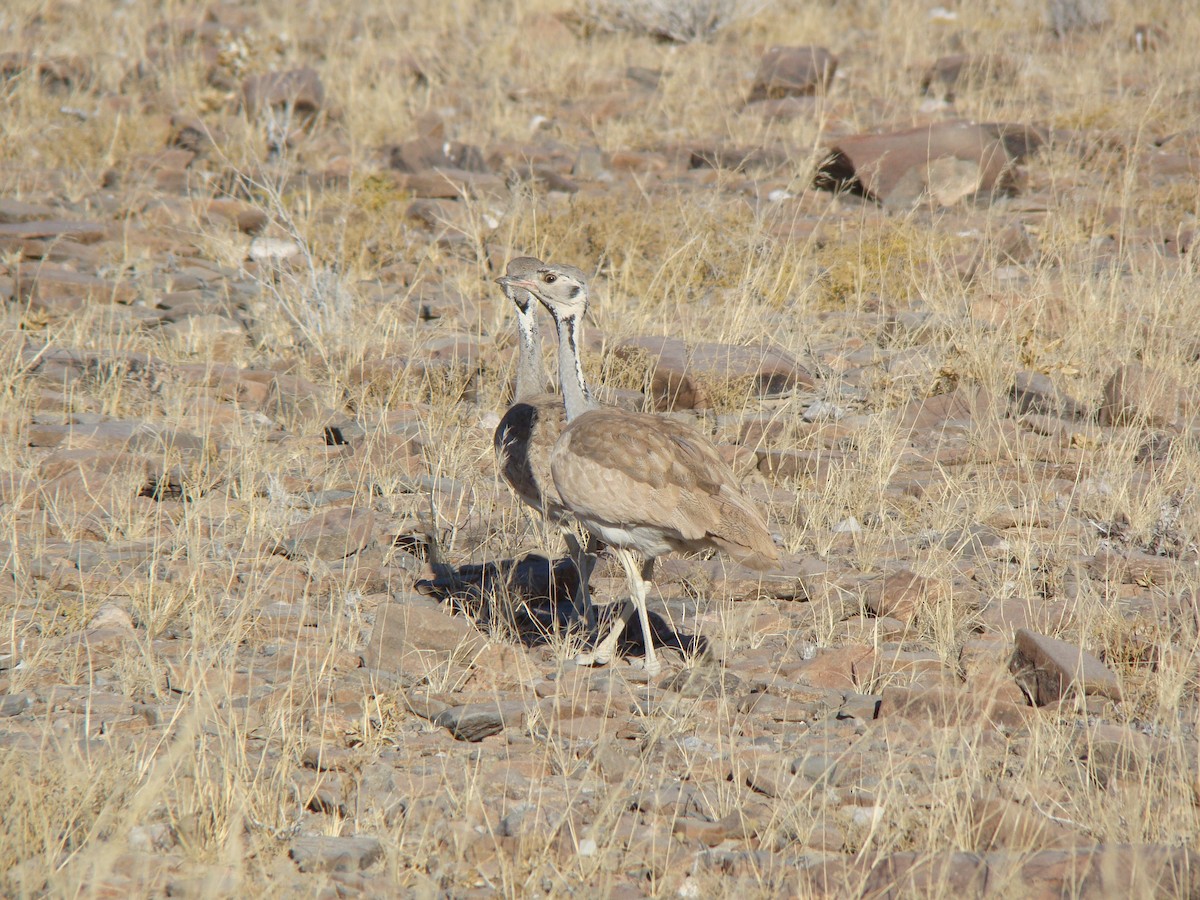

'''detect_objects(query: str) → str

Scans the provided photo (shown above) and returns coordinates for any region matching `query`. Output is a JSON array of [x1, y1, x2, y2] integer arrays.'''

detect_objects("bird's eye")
[[544, 274, 557, 283]]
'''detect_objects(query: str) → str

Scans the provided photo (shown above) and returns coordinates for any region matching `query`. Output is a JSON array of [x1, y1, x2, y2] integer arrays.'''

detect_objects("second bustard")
[[493, 256, 595, 629], [498, 263, 778, 676]]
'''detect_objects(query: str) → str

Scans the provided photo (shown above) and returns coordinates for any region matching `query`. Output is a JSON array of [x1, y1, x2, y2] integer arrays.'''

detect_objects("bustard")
[[498, 263, 779, 676], [493, 256, 596, 630]]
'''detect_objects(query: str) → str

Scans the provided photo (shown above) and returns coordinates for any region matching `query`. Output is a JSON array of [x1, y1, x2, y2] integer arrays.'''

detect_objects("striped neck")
[[554, 311, 595, 421]]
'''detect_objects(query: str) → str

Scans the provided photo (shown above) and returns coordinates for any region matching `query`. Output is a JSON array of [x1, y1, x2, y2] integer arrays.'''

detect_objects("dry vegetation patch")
[[1, 0, 1199, 895]]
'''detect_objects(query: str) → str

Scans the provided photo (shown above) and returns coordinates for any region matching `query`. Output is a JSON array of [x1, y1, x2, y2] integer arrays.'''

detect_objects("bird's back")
[[550, 408, 778, 568]]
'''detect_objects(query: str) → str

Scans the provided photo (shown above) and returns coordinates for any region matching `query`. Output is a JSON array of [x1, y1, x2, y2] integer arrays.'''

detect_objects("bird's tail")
[[711, 488, 780, 571]]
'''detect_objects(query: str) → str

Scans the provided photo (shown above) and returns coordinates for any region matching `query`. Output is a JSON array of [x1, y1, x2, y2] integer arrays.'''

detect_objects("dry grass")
[[1, 0, 1199, 895]]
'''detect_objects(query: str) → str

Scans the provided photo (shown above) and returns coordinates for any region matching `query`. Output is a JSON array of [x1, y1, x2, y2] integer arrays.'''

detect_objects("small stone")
[[863, 570, 950, 623], [432, 701, 527, 742]]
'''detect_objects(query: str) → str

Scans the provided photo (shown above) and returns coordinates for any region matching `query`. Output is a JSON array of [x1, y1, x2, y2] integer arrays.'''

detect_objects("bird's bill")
[[500, 276, 540, 293]]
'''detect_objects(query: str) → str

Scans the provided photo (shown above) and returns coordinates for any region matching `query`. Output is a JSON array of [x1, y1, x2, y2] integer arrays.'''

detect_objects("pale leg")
[[628, 555, 659, 677], [576, 549, 660, 676], [575, 600, 633, 668]]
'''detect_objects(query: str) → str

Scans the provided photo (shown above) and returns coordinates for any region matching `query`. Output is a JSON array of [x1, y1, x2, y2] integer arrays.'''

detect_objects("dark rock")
[[432, 700, 527, 741]]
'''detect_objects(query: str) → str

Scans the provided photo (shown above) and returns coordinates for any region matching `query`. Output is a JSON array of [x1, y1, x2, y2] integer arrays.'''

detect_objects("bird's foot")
[[574, 649, 613, 668], [631, 656, 662, 678]]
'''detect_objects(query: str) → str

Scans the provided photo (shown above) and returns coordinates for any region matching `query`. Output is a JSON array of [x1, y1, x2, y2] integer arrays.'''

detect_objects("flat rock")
[[360, 595, 486, 677], [1011, 627, 1122, 705], [747, 46, 836, 101], [614, 335, 813, 410], [814, 122, 1046, 205], [288, 834, 382, 873], [432, 700, 527, 741], [279, 507, 374, 560], [1100, 362, 1181, 427]]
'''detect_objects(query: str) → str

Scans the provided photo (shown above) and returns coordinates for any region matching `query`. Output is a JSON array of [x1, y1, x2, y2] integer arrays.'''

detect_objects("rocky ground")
[[2, 0, 1200, 896]]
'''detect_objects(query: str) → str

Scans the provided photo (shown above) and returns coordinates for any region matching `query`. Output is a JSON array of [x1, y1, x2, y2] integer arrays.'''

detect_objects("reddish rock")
[[614, 335, 813, 411], [1100, 362, 1181, 427], [1011, 628, 1122, 705], [361, 595, 485, 677], [242, 67, 325, 122], [279, 507, 375, 560], [863, 569, 949, 622], [747, 46, 837, 101], [814, 122, 1046, 205]]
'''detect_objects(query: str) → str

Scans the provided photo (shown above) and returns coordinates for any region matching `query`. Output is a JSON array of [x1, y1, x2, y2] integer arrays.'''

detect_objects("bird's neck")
[[554, 311, 595, 421], [513, 306, 545, 401]]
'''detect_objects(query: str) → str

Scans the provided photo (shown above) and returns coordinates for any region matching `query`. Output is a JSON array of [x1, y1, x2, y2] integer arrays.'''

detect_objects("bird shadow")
[[412, 545, 705, 660]]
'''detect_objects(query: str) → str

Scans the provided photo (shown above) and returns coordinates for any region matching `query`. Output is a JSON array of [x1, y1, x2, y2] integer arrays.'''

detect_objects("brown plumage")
[[552, 408, 778, 569], [499, 262, 779, 676]]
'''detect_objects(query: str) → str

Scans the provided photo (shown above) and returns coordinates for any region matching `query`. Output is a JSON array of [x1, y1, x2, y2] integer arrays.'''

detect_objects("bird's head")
[[495, 256, 544, 316], [500, 263, 589, 322]]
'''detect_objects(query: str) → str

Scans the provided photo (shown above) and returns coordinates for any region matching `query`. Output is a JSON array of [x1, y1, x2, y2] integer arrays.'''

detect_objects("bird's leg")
[[626, 553, 660, 677], [578, 548, 660, 676], [575, 602, 633, 667], [575, 548, 640, 668], [561, 528, 597, 631]]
